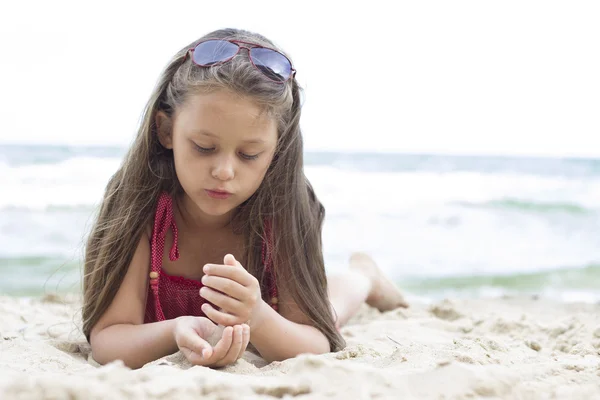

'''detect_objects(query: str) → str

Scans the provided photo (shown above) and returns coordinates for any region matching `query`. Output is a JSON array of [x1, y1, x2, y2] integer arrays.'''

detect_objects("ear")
[[155, 111, 174, 149]]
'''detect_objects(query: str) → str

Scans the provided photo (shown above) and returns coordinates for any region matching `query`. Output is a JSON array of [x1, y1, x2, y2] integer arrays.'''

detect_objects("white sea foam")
[[2, 158, 600, 211], [1, 152, 600, 294]]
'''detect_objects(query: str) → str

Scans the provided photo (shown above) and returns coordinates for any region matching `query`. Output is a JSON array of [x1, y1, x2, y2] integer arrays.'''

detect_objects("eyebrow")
[[195, 130, 266, 144]]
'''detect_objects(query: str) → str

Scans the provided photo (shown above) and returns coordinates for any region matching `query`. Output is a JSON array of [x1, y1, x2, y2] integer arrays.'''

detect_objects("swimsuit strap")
[[149, 192, 180, 321]]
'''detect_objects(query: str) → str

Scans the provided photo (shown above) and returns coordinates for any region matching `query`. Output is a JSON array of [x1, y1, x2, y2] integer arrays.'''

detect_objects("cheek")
[[251, 158, 273, 184], [172, 147, 205, 182], [238, 160, 270, 191]]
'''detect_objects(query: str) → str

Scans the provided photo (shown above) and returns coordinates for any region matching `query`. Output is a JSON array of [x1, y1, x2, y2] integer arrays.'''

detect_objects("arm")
[[249, 298, 330, 362], [91, 320, 180, 368], [89, 232, 180, 369], [90, 233, 250, 370]]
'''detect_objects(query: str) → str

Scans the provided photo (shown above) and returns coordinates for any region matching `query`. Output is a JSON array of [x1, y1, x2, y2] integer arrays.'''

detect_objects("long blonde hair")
[[82, 28, 345, 352]]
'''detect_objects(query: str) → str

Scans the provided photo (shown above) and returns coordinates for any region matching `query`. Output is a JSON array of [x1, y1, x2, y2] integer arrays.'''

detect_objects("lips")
[[205, 189, 232, 199]]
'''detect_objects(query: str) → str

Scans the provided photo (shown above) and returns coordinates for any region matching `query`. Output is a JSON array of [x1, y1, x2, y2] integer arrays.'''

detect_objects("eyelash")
[[194, 145, 259, 161]]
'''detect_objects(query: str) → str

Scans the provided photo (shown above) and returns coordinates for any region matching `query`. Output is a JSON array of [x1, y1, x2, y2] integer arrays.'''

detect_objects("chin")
[[197, 198, 238, 217], [201, 205, 235, 217]]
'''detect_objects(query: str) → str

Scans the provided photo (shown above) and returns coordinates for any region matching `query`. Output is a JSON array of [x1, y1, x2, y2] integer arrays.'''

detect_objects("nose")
[[211, 154, 235, 181]]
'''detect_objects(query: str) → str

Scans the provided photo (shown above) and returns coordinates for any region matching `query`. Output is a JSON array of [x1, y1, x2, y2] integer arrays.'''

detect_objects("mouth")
[[205, 189, 232, 199]]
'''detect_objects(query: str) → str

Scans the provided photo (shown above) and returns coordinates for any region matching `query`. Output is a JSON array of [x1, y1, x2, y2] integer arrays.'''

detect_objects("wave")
[[0, 255, 80, 269], [402, 264, 600, 292], [3, 155, 600, 216], [0, 255, 81, 296], [0, 204, 97, 213], [306, 166, 600, 218], [4, 145, 600, 178], [453, 198, 593, 215], [3, 255, 600, 300], [0, 156, 120, 210], [0, 144, 125, 167]]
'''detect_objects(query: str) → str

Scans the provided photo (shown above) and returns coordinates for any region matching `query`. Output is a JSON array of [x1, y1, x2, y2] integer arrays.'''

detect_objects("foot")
[[349, 252, 409, 311]]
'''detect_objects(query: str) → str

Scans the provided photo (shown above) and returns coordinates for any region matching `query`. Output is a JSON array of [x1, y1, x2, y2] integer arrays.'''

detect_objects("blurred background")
[[1, 0, 599, 302]]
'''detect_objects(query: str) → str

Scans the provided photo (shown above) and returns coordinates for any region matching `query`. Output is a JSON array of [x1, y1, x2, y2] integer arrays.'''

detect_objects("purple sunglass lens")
[[192, 40, 239, 66], [250, 48, 292, 82]]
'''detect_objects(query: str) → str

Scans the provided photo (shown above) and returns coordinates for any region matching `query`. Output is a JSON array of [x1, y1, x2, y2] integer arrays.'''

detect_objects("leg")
[[328, 252, 409, 329]]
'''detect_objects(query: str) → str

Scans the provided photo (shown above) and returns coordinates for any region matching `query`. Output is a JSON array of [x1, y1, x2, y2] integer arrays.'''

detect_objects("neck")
[[175, 194, 234, 232]]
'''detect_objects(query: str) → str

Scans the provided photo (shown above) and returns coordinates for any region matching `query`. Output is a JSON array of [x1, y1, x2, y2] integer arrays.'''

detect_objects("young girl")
[[83, 28, 408, 369]]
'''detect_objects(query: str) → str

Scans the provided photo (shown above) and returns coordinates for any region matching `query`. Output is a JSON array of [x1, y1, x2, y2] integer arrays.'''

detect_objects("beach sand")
[[1, 294, 599, 399]]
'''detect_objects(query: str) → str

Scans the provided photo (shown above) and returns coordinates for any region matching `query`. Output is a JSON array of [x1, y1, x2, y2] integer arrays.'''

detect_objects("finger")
[[216, 325, 243, 367], [203, 263, 254, 286], [237, 324, 250, 361], [200, 287, 245, 314], [202, 302, 244, 326], [207, 326, 234, 364], [224, 253, 244, 269], [223, 253, 237, 267], [201, 275, 247, 300], [178, 330, 214, 364]]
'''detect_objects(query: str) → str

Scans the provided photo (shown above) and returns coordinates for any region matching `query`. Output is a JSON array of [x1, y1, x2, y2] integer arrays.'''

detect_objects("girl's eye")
[[193, 143, 259, 160], [240, 152, 259, 161], [194, 144, 214, 153]]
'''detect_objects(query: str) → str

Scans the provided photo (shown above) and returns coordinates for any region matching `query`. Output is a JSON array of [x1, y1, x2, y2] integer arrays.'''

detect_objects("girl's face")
[[158, 89, 278, 223]]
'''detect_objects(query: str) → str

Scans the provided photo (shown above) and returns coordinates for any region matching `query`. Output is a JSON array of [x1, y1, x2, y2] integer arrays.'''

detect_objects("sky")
[[0, 0, 599, 157]]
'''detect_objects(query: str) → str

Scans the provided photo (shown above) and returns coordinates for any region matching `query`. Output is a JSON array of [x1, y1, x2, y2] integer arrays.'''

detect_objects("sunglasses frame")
[[183, 39, 296, 83]]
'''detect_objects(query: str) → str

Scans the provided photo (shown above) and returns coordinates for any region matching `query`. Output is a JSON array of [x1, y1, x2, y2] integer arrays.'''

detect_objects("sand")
[[1, 293, 599, 399]]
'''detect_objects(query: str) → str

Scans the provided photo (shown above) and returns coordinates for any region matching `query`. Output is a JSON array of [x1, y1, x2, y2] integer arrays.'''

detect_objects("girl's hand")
[[200, 254, 266, 330], [173, 316, 249, 368]]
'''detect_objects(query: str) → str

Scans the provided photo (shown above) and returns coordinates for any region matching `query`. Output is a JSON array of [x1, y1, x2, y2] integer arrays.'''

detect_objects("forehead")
[[174, 90, 278, 141]]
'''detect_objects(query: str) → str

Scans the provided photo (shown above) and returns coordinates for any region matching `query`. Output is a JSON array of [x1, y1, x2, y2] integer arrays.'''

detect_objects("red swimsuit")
[[144, 192, 278, 323]]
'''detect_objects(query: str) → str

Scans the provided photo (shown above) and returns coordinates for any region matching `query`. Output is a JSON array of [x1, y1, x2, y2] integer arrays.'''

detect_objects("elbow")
[[91, 347, 142, 370], [89, 331, 107, 365], [312, 328, 332, 355], [309, 335, 331, 356], [262, 335, 331, 363], [90, 330, 112, 367], [90, 347, 111, 367], [294, 331, 332, 359], [316, 338, 332, 356], [90, 330, 142, 370]]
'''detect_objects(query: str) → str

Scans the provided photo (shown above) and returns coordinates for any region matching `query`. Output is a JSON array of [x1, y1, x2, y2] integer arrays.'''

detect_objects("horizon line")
[[1, 142, 600, 161]]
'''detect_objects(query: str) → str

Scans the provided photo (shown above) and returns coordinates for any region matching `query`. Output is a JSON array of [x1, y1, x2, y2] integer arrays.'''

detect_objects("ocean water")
[[1, 144, 599, 302]]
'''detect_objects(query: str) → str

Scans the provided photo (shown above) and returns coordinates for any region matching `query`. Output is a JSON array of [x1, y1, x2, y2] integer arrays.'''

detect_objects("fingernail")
[[203, 265, 210, 273]]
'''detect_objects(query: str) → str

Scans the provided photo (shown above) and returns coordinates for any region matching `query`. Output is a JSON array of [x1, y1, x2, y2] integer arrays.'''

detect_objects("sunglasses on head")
[[184, 39, 296, 83]]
